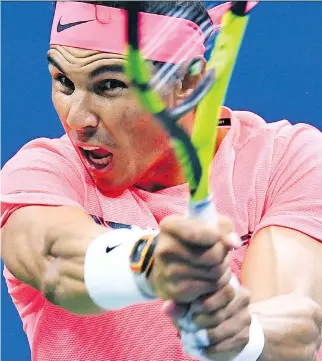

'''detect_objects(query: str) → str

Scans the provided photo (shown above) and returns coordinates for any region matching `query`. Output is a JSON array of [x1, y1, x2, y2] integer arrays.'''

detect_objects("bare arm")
[[242, 226, 322, 361], [1, 205, 108, 315]]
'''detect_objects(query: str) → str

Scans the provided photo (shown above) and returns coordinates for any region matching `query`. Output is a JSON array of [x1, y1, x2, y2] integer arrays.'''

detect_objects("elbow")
[[1, 227, 40, 289]]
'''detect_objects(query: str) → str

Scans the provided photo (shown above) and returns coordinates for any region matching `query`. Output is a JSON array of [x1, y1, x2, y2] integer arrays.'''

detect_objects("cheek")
[[52, 88, 70, 126], [123, 107, 170, 155]]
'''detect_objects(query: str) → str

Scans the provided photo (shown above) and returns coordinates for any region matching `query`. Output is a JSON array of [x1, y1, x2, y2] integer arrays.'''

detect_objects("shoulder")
[[2, 134, 84, 175], [1, 135, 91, 209], [230, 109, 322, 165], [10, 134, 76, 160]]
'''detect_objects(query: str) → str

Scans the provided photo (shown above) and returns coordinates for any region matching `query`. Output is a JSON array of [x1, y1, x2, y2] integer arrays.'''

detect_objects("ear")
[[174, 56, 207, 102]]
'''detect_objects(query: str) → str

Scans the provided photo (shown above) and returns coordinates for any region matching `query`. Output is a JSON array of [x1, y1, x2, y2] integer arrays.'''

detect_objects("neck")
[[135, 127, 230, 193], [135, 149, 186, 192]]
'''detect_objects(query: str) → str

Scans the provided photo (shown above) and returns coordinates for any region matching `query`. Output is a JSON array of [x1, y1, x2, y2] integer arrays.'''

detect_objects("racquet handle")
[[179, 196, 241, 359], [188, 195, 218, 225]]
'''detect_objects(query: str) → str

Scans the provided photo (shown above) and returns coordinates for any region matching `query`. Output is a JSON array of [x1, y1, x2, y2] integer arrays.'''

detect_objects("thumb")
[[161, 300, 189, 320]]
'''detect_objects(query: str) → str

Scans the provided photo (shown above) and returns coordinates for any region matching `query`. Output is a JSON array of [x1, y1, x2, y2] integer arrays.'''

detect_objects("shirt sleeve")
[[253, 125, 322, 242], [1, 137, 86, 227]]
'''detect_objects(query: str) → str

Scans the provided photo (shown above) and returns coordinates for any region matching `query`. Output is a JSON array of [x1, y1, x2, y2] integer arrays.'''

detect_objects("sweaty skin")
[[2, 43, 322, 361], [48, 46, 212, 195]]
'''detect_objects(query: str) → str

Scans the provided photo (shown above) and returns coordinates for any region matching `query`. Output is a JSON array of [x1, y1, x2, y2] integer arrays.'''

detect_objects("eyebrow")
[[89, 64, 125, 79], [47, 55, 66, 74], [47, 55, 124, 79]]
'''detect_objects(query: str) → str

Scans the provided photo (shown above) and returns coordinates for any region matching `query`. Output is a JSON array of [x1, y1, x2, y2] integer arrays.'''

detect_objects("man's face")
[[48, 46, 190, 195]]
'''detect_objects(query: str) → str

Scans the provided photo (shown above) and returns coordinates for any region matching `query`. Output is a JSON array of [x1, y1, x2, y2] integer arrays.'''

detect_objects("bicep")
[[241, 226, 322, 306]]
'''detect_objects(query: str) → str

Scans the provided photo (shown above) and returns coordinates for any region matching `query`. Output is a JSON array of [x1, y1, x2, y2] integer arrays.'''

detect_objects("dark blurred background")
[[1, 2, 322, 360]]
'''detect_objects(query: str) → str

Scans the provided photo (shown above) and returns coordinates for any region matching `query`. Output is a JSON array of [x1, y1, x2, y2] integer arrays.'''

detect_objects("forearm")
[[1, 205, 107, 314], [250, 293, 322, 361]]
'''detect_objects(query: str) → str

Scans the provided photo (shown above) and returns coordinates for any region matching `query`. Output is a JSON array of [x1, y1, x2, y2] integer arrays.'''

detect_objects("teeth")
[[89, 154, 112, 166], [81, 146, 100, 151]]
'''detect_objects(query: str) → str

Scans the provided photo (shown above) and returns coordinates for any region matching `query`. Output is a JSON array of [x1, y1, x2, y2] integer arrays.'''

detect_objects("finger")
[[159, 215, 221, 248], [192, 284, 237, 328], [208, 287, 250, 325], [162, 278, 218, 303], [162, 300, 189, 320], [206, 308, 251, 345], [203, 328, 247, 359], [200, 278, 238, 312], [189, 241, 228, 268], [156, 231, 228, 270], [223, 232, 242, 249], [202, 283, 250, 317], [191, 285, 249, 330], [162, 258, 229, 284]]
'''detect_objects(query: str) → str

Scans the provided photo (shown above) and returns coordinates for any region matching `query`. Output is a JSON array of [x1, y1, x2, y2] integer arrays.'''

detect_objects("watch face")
[[130, 234, 158, 275], [131, 238, 147, 264]]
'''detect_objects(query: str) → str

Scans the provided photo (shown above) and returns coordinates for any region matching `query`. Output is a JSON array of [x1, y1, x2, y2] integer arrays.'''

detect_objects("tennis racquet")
[[126, 1, 256, 357]]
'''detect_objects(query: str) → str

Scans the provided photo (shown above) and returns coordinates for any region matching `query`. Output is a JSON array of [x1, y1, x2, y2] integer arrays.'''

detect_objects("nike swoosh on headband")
[[57, 17, 94, 33]]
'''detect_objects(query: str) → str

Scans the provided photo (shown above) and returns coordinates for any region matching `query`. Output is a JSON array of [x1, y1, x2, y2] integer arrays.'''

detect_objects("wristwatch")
[[130, 233, 159, 298]]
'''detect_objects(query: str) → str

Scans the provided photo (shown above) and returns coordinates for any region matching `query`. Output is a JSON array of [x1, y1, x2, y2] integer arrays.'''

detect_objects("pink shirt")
[[2, 108, 322, 361]]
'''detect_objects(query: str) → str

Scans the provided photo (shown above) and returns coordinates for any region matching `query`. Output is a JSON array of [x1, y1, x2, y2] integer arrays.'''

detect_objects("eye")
[[95, 79, 127, 96], [55, 74, 75, 94]]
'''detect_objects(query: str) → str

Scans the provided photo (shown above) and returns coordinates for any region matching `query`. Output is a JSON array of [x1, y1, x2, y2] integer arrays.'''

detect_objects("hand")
[[164, 285, 252, 361], [149, 214, 242, 303], [249, 295, 322, 361]]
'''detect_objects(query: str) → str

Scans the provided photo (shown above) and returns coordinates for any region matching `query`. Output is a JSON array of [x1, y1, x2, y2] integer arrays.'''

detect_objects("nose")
[[65, 92, 99, 130]]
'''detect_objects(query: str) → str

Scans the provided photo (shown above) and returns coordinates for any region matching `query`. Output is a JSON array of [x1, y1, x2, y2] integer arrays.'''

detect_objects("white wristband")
[[84, 228, 157, 310]]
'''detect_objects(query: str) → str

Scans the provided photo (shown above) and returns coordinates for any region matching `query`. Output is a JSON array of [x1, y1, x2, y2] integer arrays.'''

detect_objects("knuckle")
[[183, 227, 201, 243], [159, 214, 181, 229], [203, 297, 216, 313], [177, 279, 210, 300], [213, 310, 227, 325], [208, 259, 229, 280], [235, 328, 250, 348], [218, 215, 233, 232], [178, 279, 198, 294], [207, 328, 220, 344], [192, 314, 207, 328], [234, 288, 251, 308], [217, 267, 232, 289], [240, 310, 252, 329], [154, 238, 173, 258], [203, 346, 219, 359], [211, 243, 226, 265], [165, 263, 186, 281], [222, 283, 236, 303]]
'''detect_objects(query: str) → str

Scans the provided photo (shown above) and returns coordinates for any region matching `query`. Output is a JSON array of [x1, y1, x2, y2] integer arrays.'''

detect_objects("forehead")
[[49, 45, 126, 63]]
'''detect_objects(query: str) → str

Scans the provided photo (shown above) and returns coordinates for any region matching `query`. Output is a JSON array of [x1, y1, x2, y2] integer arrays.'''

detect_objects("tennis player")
[[2, 2, 322, 361]]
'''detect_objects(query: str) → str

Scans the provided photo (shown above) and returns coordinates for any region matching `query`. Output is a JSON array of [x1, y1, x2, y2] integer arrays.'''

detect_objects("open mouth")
[[79, 146, 114, 170]]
